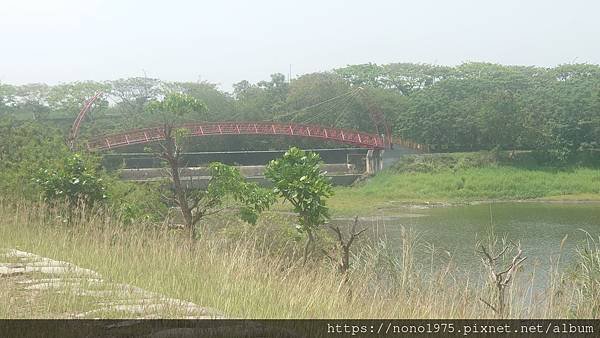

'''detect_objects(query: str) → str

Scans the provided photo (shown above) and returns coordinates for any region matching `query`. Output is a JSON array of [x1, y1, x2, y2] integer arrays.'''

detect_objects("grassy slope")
[[2, 201, 599, 319], [329, 153, 600, 215]]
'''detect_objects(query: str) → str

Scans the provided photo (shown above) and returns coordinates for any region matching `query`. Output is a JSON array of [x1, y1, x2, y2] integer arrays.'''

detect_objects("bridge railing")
[[87, 122, 385, 151]]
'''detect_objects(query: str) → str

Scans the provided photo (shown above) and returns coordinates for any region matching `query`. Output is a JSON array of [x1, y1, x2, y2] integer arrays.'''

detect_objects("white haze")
[[1, 0, 599, 92]]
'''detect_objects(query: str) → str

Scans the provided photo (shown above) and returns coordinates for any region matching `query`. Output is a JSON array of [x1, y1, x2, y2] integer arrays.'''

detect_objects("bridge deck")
[[87, 122, 386, 151]]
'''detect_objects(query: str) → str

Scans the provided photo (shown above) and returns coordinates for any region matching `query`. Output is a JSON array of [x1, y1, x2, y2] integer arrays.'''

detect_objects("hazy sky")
[[2, 0, 599, 92]]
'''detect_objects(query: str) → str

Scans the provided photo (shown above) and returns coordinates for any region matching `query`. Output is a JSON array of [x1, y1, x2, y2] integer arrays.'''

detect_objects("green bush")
[[34, 154, 107, 207]]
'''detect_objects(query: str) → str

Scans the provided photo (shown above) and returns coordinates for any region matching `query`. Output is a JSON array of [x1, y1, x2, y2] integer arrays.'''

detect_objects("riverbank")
[[1, 200, 599, 319], [329, 152, 600, 216]]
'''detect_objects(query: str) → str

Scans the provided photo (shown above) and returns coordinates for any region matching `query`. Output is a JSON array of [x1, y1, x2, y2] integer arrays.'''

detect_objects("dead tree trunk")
[[324, 216, 368, 285], [478, 242, 527, 318]]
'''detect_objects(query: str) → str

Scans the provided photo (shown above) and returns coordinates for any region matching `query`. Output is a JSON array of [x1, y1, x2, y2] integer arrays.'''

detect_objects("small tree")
[[34, 153, 107, 208], [265, 147, 333, 263], [322, 216, 368, 299], [324, 216, 368, 276], [146, 93, 206, 238], [147, 93, 273, 238]]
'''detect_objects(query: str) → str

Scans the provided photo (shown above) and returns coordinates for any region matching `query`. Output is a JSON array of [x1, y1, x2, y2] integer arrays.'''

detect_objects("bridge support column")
[[365, 149, 384, 174], [376, 149, 383, 172]]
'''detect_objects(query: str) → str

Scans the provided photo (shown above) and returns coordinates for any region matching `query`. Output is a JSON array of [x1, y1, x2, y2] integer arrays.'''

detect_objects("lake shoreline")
[[330, 152, 600, 216], [392, 196, 600, 208], [328, 196, 600, 219]]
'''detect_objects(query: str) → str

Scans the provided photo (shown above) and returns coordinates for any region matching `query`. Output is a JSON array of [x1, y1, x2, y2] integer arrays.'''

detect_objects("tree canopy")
[[265, 147, 333, 261], [1, 62, 598, 159]]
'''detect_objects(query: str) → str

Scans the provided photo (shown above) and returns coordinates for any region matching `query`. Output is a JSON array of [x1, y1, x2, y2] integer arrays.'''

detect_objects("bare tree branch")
[[477, 241, 527, 318], [479, 298, 498, 314]]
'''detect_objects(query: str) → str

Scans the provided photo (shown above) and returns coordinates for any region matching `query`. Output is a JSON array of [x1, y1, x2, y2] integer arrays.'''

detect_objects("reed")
[[1, 199, 598, 319]]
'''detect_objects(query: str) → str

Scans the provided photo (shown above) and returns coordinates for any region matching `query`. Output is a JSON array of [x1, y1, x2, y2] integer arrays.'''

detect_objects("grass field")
[[1, 200, 599, 319], [329, 160, 600, 215]]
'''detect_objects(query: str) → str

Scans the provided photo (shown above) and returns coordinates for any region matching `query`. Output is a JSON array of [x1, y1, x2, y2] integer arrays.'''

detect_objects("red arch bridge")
[[87, 122, 392, 151]]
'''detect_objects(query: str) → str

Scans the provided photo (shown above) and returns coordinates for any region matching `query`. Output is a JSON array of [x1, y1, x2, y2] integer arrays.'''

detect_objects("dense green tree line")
[[1, 62, 598, 160]]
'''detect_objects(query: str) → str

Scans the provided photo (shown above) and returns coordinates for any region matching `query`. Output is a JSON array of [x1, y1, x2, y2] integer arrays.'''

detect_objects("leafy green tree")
[[265, 147, 333, 262], [334, 63, 384, 88], [335, 62, 452, 95], [0, 83, 52, 119], [34, 153, 107, 207], [14, 84, 52, 120], [107, 77, 165, 128], [47, 81, 110, 117], [394, 62, 574, 153], [147, 92, 208, 123], [0, 118, 71, 197], [233, 73, 289, 121], [0, 83, 15, 115], [284, 72, 370, 131], [110, 77, 164, 112], [382, 63, 453, 94], [146, 93, 273, 238], [519, 64, 600, 162], [147, 93, 206, 237], [202, 163, 275, 226], [154, 128, 274, 238], [174, 81, 236, 121]]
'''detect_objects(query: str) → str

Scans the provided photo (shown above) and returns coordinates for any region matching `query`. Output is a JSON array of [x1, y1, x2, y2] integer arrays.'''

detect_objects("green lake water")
[[334, 202, 600, 282]]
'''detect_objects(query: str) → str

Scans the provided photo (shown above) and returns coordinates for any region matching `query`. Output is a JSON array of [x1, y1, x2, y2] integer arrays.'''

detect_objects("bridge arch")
[[87, 122, 386, 151]]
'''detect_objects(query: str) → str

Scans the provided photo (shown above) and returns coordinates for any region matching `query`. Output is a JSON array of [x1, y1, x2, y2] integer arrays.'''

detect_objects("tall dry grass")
[[1, 199, 598, 318]]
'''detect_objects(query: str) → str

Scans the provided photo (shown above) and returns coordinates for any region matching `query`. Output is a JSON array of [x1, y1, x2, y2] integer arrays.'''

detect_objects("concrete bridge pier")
[[365, 149, 384, 174]]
